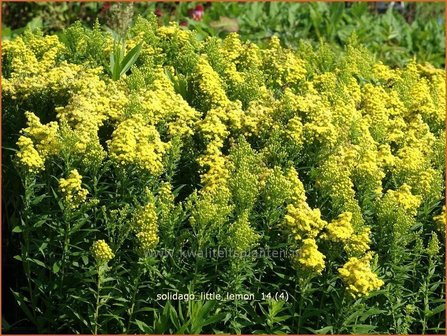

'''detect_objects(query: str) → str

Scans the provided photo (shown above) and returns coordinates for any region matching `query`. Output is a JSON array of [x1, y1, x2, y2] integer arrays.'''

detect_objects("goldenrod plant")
[[2, 15, 445, 334]]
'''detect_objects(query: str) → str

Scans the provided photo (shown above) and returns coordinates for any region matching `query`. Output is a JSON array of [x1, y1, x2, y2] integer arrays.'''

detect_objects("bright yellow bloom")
[[91, 240, 115, 264], [433, 206, 446, 233], [133, 198, 159, 251], [294, 238, 326, 274], [284, 203, 327, 241], [16, 136, 44, 173], [338, 253, 384, 298], [344, 227, 371, 256], [323, 212, 354, 243], [133, 201, 158, 233], [108, 116, 167, 175], [58, 169, 88, 208], [383, 184, 422, 217], [23, 112, 59, 157]]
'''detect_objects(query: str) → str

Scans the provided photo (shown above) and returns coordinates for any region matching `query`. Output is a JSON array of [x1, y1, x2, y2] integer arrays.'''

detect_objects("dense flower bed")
[[2, 16, 445, 334]]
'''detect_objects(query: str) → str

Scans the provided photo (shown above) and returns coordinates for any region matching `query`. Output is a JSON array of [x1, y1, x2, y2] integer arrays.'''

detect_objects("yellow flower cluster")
[[344, 227, 371, 256], [284, 167, 306, 204], [23, 112, 60, 157], [315, 145, 364, 227], [323, 212, 354, 243], [338, 253, 384, 298], [133, 199, 159, 251], [241, 90, 275, 137], [136, 230, 159, 251], [229, 211, 260, 253], [158, 182, 175, 207], [15, 112, 59, 174], [5, 21, 444, 302], [2, 34, 67, 99], [16, 136, 44, 173], [108, 116, 167, 175], [263, 36, 307, 87], [283, 168, 327, 240], [294, 238, 326, 274], [433, 206, 446, 233], [382, 184, 422, 217], [194, 56, 229, 110], [58, 169, 88, 208], [133, 200, 157, 232], [426, 232, 441, 257], [281, 168, 328, 274], [131, 69, 200, 138], [285, 204, 327, 241], [157, 24, 191, 44], [283, 166, 377, 287], [377, 184, 423, 251], [91, 240, 115, 264]]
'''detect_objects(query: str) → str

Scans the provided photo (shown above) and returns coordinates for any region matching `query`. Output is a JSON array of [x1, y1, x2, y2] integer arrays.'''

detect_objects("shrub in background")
[[2, 2, 445, 68]]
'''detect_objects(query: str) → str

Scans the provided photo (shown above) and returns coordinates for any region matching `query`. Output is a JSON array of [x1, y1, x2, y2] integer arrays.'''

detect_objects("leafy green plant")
[[2, 13, 445, 335], [110, 41, 142, 81]]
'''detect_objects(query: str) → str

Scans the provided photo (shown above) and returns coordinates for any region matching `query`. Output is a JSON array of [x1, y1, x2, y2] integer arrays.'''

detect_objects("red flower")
[[188, 4, 204, 21], [180, 21, 188, 27], [101, 2, 111, 13], [154, 8, 163, 17]]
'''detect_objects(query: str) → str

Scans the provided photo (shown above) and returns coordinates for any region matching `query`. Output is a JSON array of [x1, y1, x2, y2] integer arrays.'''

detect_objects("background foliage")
[[2, 1, 446, 68]]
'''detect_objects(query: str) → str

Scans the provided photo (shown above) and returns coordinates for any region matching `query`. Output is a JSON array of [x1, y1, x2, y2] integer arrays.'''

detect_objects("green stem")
[[422, 258, 436, 334], [297, 276, 308, 333], [93, 265, 103, 335], [292, 273, 298, 331], [126, 265, 143, 333], [22, 177, 36, 322], [60, 212, 71, 289]]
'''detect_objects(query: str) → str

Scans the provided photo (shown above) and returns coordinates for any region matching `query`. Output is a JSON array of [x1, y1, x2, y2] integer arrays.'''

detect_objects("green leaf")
[[135, 319, 151, 333], [12, 226, 23, 233], [11, 290, 36, 325], [427, 304, 446, 317], [27, 257, 47, 268], [119, 43, 143, 78], [53, 262, 60, 274]]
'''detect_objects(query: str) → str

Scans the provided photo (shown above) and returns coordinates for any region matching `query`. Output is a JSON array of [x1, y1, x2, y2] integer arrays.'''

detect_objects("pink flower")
[[101, 2, 111, 13], [154, 8, 163, 17], [188, 4, 204, 21]]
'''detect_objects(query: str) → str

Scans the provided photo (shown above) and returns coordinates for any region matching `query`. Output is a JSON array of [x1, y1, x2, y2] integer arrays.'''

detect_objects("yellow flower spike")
[[194, 56, 229, 110], [91, 240, 115, 264], [133, 197, 159, 252], [324, 212, 354, 243], [384, 184, 422, 216], [133, 200, 158, 233], [58, 169, 88, 209], [16, 136, 45, 173], [108, 116, 166, 175], [294, 238, 326, 274], [284, 202, 327, 240], [338, 253, 384, 298], [284, 167, 307, 204], [21, 112, 60, 157], [433, 206, 446, 233], [136, 231, 159, 251], [344, 227, 372, 256], [426, 232, 441, 257]]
